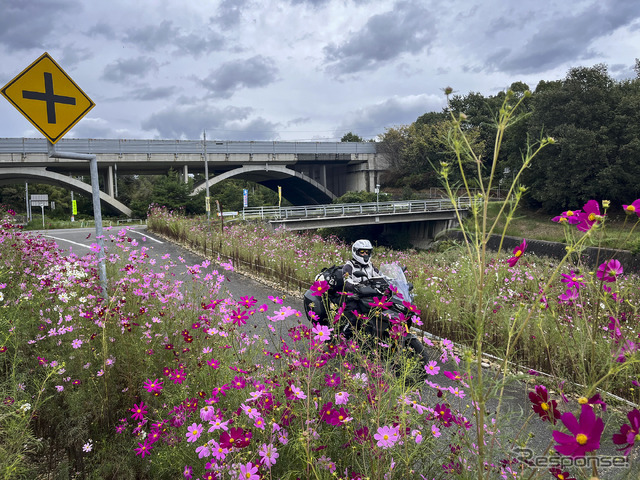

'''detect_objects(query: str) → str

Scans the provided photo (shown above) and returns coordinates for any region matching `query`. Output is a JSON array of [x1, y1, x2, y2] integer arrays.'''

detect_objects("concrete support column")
[[183, 164, 189, 184], [321, 164, 327, 188], [106, 165, 115, 197]]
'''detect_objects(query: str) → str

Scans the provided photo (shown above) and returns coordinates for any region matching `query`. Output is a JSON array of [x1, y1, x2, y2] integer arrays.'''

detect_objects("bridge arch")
[[191, 165, 337, 205], [0, 167, 132, 217]]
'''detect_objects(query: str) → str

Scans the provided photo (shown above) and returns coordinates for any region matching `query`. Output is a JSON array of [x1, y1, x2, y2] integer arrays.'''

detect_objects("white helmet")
[[352, 239, 373, 266]]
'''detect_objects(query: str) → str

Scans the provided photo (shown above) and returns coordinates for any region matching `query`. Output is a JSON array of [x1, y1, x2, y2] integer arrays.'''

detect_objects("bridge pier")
[[382, 218, 459, 249], [106, 165, 115, 198]]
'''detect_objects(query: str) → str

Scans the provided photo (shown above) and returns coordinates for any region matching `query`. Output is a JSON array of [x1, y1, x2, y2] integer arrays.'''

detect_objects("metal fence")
[[241, 198, 472, 221]]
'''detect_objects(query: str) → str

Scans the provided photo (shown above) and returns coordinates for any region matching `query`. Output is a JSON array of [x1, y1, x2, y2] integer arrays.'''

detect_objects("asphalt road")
[[33, 224, 304, 312]]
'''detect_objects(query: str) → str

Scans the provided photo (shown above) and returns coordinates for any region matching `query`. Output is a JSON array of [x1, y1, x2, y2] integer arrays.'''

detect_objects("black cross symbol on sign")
[[22, 72, 76, 124]]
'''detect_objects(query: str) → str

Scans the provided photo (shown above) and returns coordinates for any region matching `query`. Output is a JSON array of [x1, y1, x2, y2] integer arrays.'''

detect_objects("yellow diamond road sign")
[[1, 52, 95, 144]]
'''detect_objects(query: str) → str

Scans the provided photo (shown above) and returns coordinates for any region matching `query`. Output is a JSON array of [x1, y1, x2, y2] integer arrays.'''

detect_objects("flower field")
[[3, 195, 639, 479], [3, 93, 640, 478]]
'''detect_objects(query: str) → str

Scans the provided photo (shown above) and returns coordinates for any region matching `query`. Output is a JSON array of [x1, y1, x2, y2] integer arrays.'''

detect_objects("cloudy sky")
[[1, 0, 639, 142]]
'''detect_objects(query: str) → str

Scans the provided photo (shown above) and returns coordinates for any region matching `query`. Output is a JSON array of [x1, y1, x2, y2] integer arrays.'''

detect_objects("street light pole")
[[375, 184, 380, 212]]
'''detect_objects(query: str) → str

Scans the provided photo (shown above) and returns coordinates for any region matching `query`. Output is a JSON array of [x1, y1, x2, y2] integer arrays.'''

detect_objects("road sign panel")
[[1, 52, 95, 144]]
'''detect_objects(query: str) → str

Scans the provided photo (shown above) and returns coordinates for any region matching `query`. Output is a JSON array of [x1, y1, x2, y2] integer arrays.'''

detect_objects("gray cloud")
[[141, 104, 280, 140], [322, 0, 433, 76], [101, 56, 160, 83], [0, 0, 77, 50], [123, 20, 225, 57], [486, 0, 640, 74], [198, 56, 279, 99], [210, 0, 248, 27], [129, 86, 176, 101], [334, 94, 445, 140]]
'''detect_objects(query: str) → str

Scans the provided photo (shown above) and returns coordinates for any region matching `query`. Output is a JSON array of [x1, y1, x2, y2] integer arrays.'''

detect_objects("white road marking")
[[128, 229, 163, 243], [43, 235, 91, 249]]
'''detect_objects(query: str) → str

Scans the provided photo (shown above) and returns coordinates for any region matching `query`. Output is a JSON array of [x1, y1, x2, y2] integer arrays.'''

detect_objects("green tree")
[[340, 132, 364, 142], [522, 64, 635, 211]]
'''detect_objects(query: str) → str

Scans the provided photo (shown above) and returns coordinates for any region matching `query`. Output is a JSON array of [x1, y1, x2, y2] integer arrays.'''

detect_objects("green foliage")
[[340, 131, 364, 142], [332, 190, 390, 204], [523, 64, 640, 211]]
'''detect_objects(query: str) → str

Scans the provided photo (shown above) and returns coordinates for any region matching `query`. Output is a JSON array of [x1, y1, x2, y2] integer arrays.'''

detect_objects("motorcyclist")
[[342, 239, 379, 337]]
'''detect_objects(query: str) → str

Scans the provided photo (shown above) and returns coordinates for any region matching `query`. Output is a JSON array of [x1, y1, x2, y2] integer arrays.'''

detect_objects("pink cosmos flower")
[[597, 259, 623, 283], [290, 384, 307, 400], [258, 443, 279, 467], [335, 391, 349, 405], [311, 279, 330, 296], [209, 440, 228, 460], [238, 462, 259, 480], [558, 287, 579, 304], [185, 422, 203, 443], [552, 404, 604, 458], [612, 408, 640, 455], [425, 361, 440, 375], [374, 425, 399, 449], [576, 200, 601, 232], [312, 323, 333, 342], [195, 442, 211, 459], [623, 199, 640, 217], [507, 239, 527, 267]]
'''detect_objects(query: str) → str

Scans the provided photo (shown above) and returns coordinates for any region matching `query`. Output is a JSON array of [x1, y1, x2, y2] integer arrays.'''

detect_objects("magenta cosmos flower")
[[560, 271, 585, 290], [507, 239, 527, 267], [576, 200, 601, 232], [612, 408, 640, 456], [130, 401, 148, 421], [310, 279, 330, 296], [230, 308, 249, 326], [596, 259, 623, 283], [623, 199, 640, 217], [552, 209, 582, 225], [552, 404, 604, 458], [529, 385, 560, 424]]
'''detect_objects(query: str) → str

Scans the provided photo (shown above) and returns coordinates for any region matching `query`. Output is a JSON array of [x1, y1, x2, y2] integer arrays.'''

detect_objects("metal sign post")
[[1, 52, 104, 298], [47, 142, 108, 299]]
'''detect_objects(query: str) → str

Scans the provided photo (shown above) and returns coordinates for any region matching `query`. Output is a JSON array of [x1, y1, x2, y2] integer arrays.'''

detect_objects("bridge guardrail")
[[241, 198, 472, 221], [0, 138, 378, 155]]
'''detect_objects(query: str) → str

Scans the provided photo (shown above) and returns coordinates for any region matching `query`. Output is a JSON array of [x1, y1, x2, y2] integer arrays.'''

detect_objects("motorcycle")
[[303, 262, 430, 366]]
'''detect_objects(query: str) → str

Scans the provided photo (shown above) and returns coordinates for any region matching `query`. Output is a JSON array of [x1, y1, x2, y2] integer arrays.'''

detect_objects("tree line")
[[378, 61, 640, 213]]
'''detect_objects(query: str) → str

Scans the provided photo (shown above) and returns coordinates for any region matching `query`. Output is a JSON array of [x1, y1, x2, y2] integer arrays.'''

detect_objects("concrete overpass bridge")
[[0, 138, 385, 216], [239, 198, 470, 248]]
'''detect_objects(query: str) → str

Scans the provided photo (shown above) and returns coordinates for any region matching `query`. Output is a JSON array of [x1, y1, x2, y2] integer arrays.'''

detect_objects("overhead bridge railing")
[[241, 198, 472, 221]]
